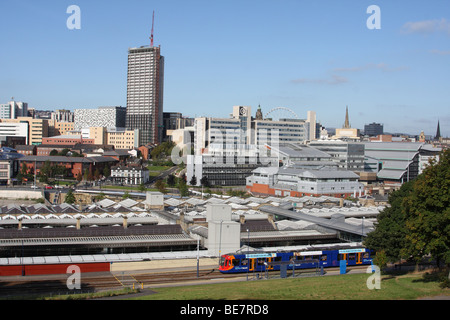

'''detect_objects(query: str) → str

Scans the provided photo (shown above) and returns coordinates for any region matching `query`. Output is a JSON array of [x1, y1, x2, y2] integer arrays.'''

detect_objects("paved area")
[[94, 289, 158, 300], [111, 257, 219, 273]]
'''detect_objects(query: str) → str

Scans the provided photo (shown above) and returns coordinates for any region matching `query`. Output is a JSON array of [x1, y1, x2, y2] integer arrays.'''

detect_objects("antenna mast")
[[150, 11, 155, 47]]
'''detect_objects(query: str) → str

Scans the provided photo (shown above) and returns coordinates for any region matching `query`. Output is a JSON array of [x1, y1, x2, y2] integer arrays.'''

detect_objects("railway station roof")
[[260, 205, 373, 237], [0, 224, 197, 249], [0, 250, 213, 266]]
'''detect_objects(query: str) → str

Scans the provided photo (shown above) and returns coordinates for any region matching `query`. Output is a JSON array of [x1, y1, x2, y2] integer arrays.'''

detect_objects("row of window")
[[227, 252, 370, 268]]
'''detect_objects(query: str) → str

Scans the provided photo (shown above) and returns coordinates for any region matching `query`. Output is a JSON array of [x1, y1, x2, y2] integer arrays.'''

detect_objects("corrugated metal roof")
[[260, 205, 373, 236], [364, 142, 423, 151], [377, 168, 405, 180], [381, 160, 411, 170], [0, 250, 212, 265], [275, 166, 360, 179], [365, 150, 417, 161], [276, 145, 331, 158]]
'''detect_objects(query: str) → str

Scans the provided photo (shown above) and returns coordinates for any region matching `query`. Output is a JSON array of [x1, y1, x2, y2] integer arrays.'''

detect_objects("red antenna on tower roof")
[[150, 10, 155, 47]]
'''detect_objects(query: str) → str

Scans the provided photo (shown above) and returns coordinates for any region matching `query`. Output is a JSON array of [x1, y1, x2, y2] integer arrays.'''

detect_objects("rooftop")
[[273, 144, 332, 159], [19, 155, 118, 163], [265, 166, 360, 179], [364, 142, 423, 151]]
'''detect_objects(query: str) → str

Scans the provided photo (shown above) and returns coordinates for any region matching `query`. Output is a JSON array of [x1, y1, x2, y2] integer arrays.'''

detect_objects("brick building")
[[19, 156, 118, 179]]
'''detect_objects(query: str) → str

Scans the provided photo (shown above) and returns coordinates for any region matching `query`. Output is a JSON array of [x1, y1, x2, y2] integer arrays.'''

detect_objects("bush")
[[439, 271, 450, 288]]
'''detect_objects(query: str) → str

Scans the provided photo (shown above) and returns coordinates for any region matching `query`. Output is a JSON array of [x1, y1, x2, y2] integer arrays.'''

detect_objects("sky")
[[0, 0, 449, 137]]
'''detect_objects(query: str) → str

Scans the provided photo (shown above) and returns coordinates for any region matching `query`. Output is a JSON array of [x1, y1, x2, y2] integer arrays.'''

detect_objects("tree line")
[[364, 149, 449, 282]]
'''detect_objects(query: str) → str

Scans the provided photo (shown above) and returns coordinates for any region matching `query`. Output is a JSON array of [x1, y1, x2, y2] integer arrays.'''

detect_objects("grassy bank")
[[130, 272, 449, 300]]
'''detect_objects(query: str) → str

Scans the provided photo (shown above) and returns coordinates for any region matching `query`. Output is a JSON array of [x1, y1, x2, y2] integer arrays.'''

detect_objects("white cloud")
[[430, 49, 450, 55], [291, 74, 348, 85], [333, 63, 409, 73], [291, 62, 408, 86], [401, 18, 450, 35]]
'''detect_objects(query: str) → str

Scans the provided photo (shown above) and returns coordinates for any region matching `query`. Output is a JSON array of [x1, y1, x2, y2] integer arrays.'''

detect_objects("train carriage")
[[219, 248, 373, 274]]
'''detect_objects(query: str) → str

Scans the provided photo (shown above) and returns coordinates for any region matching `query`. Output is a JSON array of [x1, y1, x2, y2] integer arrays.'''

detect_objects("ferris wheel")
[[264, 107, 299, 121]]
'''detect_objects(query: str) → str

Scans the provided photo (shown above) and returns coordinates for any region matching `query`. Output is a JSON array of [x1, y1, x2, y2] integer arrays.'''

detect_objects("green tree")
[[122, 191, 131, 199], [138, 182, 146, 192], [178, 179, 189, 197], [364, 181, 413, 263], [365, 149, 450, 271], [94, 192, 105, 201], [189, 175, 197, 186], [155, 179, 167, 194], [372, 249, 389, 272], [103, 164, 111, 178], [59, 148, 70, 156], [20, 162, 28, 175], [70, 151, 83, 157], [167, 174, 176, 187], [94, 168, 101, 180], [402, 149, 450, 268], [151, 141, 176, 161], [65, 189, 76, 204], [17, 163, 28, 182], [40, 160, 52, 178], [200, 176, 210, 188]]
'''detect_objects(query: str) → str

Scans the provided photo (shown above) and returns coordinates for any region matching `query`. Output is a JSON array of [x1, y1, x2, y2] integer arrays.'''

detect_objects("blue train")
[[219, 247, 374, 273]]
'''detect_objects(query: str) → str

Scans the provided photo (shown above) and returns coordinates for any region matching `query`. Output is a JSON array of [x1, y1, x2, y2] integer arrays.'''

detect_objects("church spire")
[[435, 119, 441, 141], [343, 105, 350, 128], [255, 104, 263, 120]]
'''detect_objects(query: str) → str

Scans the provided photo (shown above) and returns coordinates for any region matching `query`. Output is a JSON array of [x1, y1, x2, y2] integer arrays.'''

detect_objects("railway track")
[[0, 265, 369, 299], [128, 268, 242, 286], [0, 273, 122, 299], [0, 269, 231, 298]]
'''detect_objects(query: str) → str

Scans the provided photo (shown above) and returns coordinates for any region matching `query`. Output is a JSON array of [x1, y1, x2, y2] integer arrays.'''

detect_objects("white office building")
[[74, 106, 126, 130], [186, 105, 319, 186], [0, 101, 28, 119], [246, 166, 364, 198], [308, 139, 365, 172], [0, 122, 28, 144], [110, 165, 150, 185]]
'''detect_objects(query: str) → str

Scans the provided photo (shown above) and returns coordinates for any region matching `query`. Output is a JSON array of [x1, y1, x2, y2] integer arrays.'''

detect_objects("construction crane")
[[150, 11, 155, 47]]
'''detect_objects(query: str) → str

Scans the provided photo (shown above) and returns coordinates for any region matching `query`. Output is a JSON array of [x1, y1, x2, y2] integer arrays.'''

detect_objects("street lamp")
[[362, 216, 365, 242], [246, 229, 249, 281], [197, 235, 200, 278], [218, 220, 223, 266], [33, 159, 37, 188]]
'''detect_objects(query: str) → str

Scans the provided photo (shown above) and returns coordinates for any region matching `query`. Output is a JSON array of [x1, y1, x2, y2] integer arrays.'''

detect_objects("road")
[[148, 166, 179, 185]]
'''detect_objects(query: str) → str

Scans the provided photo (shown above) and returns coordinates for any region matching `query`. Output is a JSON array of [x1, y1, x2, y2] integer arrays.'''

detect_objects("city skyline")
[[0, 1, 449, 137]]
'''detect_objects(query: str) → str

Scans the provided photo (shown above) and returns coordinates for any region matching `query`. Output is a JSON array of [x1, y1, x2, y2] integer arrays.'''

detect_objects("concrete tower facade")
[[125, 45, 164, 145]]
